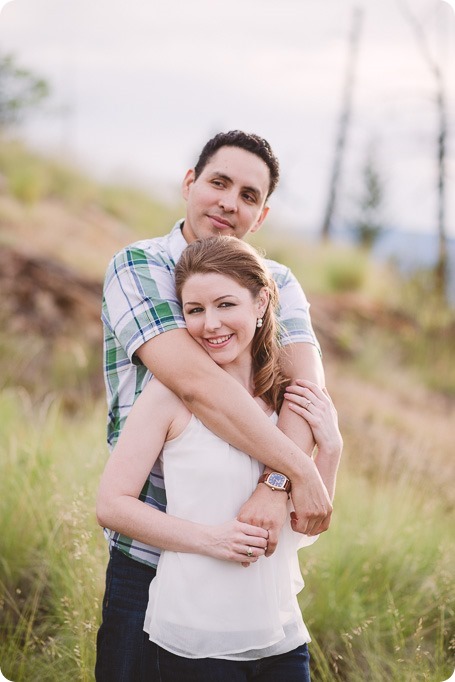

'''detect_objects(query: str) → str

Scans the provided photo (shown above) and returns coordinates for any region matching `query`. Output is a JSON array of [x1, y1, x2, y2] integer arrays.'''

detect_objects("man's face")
[[181, 146, 270, 243]]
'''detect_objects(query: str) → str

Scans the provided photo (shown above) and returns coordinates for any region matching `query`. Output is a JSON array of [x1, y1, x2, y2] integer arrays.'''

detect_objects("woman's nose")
[[204, 309, 221, 332]]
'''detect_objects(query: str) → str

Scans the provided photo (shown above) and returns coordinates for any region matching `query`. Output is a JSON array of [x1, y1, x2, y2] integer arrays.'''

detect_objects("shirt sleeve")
[[102, 245, 186, 363], [275, 266, 321, 354]]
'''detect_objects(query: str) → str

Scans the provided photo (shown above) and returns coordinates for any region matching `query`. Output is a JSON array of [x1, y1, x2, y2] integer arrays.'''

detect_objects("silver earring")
[[256, 318, 263, 328]]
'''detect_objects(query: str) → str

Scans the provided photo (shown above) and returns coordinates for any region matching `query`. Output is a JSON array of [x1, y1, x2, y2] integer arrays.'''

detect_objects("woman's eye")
[[187, 307, 203, 314], [219, 302, 234, 308]]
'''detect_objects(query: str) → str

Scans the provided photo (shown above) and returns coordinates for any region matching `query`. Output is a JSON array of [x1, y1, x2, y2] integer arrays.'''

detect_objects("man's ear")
[[182, 169, 195, 200], [249, 205, 269, 234]]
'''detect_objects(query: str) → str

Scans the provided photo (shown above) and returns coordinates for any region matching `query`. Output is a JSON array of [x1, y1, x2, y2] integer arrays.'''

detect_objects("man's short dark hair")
[[194, 130, 280, 199]]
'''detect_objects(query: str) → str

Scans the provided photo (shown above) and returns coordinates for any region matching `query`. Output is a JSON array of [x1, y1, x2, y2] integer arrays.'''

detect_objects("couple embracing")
[[95, 131, 342, 682]]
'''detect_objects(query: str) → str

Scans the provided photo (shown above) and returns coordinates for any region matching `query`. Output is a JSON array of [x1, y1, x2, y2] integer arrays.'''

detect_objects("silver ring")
[[246, 547, 253, 557], [304, 400, 312, 409]]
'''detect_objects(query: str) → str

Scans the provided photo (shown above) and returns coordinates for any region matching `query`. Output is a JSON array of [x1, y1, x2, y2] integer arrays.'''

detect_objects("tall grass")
[[300, 470, 454, 681], [0, 389, 107, 681], [1, 384, 453, 681]]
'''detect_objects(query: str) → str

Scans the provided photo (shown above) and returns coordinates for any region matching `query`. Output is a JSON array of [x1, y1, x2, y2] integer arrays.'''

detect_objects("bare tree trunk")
[[397, 0, 449, 301], [321, 6, 363, 241], [435, 87, 448, 297]]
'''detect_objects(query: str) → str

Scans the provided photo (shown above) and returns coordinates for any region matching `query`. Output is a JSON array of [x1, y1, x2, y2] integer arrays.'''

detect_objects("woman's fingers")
[[284, 381, 336, 420], [240, 522, 269, 540], [238, 522, 268, 551], [283, 391, 320, 420], [230, 521, 269, 564]]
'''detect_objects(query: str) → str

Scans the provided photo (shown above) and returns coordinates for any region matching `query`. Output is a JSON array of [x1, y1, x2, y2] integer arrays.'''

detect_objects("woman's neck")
[[223, 358, 255, 396], [223, 358, 274, 416]]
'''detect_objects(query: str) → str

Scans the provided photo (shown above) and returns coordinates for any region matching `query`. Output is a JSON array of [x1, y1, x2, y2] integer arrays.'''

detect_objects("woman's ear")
[[257, 287, 270, 318]]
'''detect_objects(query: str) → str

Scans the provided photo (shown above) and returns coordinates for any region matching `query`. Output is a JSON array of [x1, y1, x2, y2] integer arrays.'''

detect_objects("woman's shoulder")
[[141, 378, 192, 439], [141, 377, 185, 411]]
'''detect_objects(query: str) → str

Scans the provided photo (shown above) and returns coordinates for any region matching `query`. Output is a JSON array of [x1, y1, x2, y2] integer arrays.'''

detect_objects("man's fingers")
[[291, 511, 332, 536], [264, 528, 278, 557]]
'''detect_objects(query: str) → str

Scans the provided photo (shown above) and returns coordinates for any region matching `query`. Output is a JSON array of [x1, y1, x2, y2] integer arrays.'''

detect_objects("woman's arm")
[[237, 342, 329, 549], [96, 379, 268, 564], [282, 379, 343, 501]]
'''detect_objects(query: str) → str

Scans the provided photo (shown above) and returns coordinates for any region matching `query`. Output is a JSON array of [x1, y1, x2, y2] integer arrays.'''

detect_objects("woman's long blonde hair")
[[174, 236, 287, 412]]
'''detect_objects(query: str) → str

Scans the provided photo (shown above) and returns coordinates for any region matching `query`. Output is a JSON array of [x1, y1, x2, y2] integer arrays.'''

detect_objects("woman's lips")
[[204, 334, 233, 348]]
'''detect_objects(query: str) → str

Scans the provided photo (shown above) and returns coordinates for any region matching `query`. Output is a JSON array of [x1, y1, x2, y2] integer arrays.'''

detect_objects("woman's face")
[[181, 272, 268, 368]]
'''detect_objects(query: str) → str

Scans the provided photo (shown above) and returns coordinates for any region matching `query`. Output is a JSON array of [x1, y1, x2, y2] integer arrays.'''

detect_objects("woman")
[[97, 236, 342, 681]]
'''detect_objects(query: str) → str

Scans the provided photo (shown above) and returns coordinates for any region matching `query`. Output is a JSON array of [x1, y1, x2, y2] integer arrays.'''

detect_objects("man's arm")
[[136, 329, 332, 536]]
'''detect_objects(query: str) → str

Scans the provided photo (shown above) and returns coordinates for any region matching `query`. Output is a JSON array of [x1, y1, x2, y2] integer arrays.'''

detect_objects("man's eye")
[[243, 193, 256, 203], [212, 180, 224, 188]]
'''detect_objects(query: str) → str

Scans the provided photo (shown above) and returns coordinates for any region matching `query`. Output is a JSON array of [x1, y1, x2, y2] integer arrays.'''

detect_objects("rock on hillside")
[[0, 244, 102, 342]]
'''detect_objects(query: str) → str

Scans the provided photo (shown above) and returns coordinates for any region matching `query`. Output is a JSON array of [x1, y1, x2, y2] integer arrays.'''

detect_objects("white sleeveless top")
[[143, 414, 317, 660]]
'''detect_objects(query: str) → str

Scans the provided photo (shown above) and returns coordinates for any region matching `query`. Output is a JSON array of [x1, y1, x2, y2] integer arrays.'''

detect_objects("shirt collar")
[[168, 219, 189, 263]]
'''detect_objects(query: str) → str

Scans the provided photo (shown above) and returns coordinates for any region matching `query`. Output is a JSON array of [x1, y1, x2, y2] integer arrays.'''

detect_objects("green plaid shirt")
[[102, 220, 320, 567]]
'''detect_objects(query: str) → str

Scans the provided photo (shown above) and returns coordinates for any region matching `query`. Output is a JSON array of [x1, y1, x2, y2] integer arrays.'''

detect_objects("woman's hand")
[[203, 519, 269, 567], [283, 380, 343, 459]]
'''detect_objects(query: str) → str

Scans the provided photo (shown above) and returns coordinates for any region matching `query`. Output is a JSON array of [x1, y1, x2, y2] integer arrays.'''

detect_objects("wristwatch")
[[258, 471, 291, 495]]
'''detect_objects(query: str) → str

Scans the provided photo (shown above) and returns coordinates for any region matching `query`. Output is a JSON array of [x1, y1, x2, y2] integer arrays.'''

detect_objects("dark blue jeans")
[[96, 548, 311, 682], [155, 643, 311, 681], [95, 547, 159, 682]]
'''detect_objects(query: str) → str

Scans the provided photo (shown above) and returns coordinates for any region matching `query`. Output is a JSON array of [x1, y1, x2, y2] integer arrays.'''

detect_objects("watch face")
[[268, 473, 286, 488]]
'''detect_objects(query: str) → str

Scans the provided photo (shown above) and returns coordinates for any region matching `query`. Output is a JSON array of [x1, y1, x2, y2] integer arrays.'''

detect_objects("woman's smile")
[[204, 334, 234, 348]]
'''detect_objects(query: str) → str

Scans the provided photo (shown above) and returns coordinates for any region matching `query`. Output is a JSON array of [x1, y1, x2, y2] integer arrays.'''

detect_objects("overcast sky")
[[1, 0, 454, 236]]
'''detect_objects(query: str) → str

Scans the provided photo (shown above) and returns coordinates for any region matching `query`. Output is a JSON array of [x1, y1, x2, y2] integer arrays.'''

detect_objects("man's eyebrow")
[[209, 171, 262, 200]]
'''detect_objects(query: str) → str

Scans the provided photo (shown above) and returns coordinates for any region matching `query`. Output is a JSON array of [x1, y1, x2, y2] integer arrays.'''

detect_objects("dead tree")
[[397, 0, 450, 301], [320, 6, 364, 241]]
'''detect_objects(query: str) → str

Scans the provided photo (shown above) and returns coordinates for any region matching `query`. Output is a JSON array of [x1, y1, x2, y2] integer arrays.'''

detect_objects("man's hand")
[[237, 483, 288, 557], [290, 459, 333, 536]]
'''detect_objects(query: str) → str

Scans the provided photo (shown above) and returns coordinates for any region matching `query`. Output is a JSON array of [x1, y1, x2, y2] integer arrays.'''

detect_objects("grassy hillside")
[[0, 140, 454, 681], [0, 139, 183, 277]]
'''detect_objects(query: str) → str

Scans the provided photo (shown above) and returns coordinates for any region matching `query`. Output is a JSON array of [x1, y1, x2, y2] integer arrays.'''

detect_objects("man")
[[96, 131, 337, 681]]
